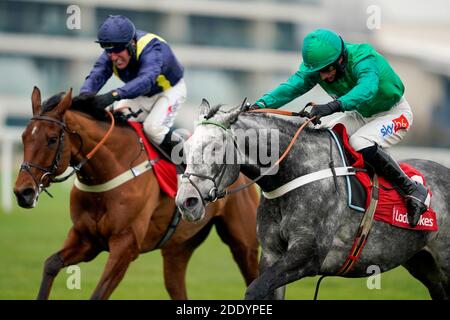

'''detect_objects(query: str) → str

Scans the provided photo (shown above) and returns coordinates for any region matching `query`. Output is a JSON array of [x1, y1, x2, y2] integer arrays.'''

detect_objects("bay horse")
[[13, 88, 259, 300], [176, 100, 450, 300]]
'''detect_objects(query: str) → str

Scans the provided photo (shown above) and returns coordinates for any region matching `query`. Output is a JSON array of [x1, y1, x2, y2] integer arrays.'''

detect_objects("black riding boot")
[[360, 145, 428, 227], [158, 130, 186, 186]]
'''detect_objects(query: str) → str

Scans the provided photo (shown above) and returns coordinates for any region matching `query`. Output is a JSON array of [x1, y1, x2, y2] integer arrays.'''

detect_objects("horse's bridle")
[[182, 120, 234, 204], [182, 111, 314, 205], [20, 115, 72, 197], [20, 111, 115, 198]]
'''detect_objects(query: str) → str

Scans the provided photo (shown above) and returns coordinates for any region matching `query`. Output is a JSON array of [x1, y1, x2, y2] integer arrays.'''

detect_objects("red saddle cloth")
[[333, 124, 438, 231], [128, 121, 177, 198]]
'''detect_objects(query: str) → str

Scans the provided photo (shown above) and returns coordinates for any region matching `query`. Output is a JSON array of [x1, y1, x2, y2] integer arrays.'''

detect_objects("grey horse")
[[175, 100, 450, 300]]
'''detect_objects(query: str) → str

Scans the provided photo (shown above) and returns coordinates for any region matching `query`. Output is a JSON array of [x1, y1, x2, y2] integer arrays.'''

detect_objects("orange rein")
[[104, 107, 313, 167], [96, 108, 312, 172], [248, 108, 316, 166], [85, 110, 115, 160], [41, 109, 116, 185], [221, 108, 315, 196]]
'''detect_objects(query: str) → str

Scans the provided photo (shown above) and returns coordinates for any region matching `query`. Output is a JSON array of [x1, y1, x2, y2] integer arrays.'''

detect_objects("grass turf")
[[0, 181, 430, 300]]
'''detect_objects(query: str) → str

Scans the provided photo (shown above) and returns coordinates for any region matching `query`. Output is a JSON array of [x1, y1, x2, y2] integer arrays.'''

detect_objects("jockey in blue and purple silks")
[[79, 15, 186, 156]]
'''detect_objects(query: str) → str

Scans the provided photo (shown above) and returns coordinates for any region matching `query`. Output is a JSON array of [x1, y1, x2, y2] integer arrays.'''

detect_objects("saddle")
[[331, 124, 438, 231], [127, 121, 178, 198]]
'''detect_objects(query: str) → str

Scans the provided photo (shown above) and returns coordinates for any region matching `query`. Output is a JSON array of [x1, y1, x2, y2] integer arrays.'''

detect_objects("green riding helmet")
[[302, 29, 343, 73]]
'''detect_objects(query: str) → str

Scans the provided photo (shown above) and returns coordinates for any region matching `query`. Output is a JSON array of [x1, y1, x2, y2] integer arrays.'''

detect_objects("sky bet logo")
[[380, 114, 409, 138]]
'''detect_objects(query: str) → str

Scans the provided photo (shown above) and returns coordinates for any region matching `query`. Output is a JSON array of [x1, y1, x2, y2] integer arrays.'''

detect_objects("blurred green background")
[[0, 179, 430, 300]]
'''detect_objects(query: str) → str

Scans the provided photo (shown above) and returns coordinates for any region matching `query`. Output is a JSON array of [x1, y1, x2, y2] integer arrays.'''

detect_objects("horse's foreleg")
[[37, 228, 99, 300], [90, 232, 139, 300], [245, 244, 318, 300], [257, 253, 285, 300], [403, 247, 448, 300], [161, 244, 195, 300], [214, 216, 259, 286], [162, 222, 215, 299]]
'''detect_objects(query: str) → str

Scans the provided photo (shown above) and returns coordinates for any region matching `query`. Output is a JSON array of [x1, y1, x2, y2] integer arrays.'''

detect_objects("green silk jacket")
[[256, 43, 405, 118]]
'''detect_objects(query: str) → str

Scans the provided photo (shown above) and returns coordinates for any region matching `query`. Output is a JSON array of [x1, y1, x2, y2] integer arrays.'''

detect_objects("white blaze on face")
[[31, 126, 38, 136]]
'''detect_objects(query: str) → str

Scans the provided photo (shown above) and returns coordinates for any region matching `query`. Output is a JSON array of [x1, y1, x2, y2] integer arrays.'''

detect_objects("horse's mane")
[[42, 92, 65, 113], [41, 92, 128, 125], [208, 103, 312, 136], [243, 111, 314, 137]]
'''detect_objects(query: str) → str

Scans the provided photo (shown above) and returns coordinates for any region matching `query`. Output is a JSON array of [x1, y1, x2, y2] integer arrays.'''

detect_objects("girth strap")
[[262, 166, 357, 200], [152, 209, 181, 250]]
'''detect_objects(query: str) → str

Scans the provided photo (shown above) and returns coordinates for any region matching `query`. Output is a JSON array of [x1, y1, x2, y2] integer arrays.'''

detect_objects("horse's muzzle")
[[175, 187, 205, 222], [14, 186, 38, 208]]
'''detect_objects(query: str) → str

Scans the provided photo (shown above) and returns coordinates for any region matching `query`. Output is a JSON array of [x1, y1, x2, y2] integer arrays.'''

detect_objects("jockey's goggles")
[[100, 42, 128, 54], [319, 63, 337, 73]]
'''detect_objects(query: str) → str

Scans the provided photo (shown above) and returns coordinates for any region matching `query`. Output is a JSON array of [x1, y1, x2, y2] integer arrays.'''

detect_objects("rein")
[[20, 110, 115, 197], [182, 109, 315, 203], [225, 110, 314, 196]]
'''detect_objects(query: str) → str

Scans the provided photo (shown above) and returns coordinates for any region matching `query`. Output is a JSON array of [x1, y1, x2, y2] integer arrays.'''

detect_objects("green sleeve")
[[338, 57, 380, 111], [256, 68, 316, 109]]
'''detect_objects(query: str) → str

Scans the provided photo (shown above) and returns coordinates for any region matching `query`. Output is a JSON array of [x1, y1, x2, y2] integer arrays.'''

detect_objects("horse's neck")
[[232, 114, 332, 191], [66, 111, 140, 183]]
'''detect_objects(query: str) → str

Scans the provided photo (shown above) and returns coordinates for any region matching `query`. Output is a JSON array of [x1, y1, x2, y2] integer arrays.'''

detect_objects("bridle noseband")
[[19, 111, 115, 198], [182, 111, 314, 206], [182, 120, 234, 204], [20, 115, 70, 197]]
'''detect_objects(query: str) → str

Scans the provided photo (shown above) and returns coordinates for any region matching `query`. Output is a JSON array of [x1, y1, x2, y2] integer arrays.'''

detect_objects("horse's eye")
[[47, 137, 58, 147]]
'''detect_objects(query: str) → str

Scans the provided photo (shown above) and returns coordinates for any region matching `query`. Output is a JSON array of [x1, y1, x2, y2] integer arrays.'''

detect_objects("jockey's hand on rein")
[[309, 100, 341, 125], [244, 102, 264, 111], [92, 91, 120, 111]]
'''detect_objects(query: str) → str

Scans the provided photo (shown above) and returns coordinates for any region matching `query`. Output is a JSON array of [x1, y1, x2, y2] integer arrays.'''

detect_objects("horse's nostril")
[[22, 188, 35, 198], [14, 186, 37, 208], [184, 197, 199, 209], [15, 187, 36, 205]]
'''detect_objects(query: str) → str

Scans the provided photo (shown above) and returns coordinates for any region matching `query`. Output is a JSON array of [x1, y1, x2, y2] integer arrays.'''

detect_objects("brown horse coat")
[[14, 88, 259, 299]]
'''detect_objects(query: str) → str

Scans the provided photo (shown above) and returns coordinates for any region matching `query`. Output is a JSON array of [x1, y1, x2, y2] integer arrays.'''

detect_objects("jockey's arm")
[[338, 56, 380, 112], [80, 52, 113, 94], [114, 45, 163, 100], [255, 67, 317, 109]]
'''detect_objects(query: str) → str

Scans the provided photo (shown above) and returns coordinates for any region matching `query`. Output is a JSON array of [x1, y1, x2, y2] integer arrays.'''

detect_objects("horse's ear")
[[31, 86, 42, 115], [199, 99, 211, 118], [54, 88, 73, 116], [240, 97, 248, 111]]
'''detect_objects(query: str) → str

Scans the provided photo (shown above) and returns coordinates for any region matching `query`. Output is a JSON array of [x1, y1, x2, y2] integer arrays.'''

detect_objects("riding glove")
[[248, 103, 262, 111], [244, 102, 264, 111], [92, 91, 120, 110], [309, 100, 341, 125]]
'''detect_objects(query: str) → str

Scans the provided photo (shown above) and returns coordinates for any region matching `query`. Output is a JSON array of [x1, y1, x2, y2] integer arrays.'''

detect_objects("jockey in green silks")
[[252, 28, 429, 228]]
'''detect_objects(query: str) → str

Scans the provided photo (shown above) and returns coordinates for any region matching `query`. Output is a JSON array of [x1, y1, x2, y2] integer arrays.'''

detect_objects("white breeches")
[[320, 96, 413, 151], [115, 79, 187, 144]]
